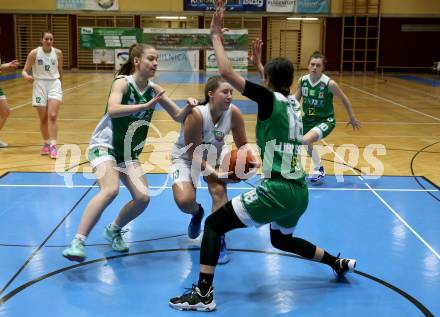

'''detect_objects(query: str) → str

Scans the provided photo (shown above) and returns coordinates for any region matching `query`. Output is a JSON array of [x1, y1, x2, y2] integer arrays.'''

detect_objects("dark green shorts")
[[231, 178, 308, 233]]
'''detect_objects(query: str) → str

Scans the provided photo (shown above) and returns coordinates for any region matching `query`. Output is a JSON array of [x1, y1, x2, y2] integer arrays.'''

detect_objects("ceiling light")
[[287, 17, 319, 21], [155, 16, 187, 20]]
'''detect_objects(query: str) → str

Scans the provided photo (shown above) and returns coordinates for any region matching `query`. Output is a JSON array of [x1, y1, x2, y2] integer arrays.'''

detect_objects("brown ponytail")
[[199, 75, 227, 105]]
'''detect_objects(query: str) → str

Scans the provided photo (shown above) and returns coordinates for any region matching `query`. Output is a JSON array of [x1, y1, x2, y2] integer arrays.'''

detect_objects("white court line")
[[365, 182, 440, 259], [342, 84, 440, 122], [10, 79, 98, 111], [0, 184, 437, 192], [321, 139, 440, 260]]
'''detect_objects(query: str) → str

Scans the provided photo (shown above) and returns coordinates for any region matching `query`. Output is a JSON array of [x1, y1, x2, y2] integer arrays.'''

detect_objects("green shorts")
[[88, 146, 139, 168], [303, 116, 335, 139], [231, 178, 309, 234], [0, 87, 5, 100]]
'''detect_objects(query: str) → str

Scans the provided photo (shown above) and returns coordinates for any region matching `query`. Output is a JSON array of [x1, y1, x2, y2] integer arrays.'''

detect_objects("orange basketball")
[[227, 148, 256, 181]]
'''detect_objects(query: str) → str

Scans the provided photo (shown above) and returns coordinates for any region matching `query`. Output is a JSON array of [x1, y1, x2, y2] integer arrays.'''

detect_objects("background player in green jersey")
[[169, 2, 357, 312], [295, 51, 361, 184], [0, 59, 19, 148], [63, 43, 197, 262]]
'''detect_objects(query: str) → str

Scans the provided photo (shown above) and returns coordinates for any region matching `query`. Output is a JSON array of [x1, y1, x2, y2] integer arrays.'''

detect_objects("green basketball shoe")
[[62, 238, 86, 262], [104, 225, 129, 252]]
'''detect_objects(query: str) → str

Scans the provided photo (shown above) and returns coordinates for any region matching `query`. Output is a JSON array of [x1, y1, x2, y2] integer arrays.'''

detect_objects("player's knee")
[[209, 185, 227, 204], [204, 213, 220, 235], [0, 106, 10, 118], [48, 111, 58, 122], [101, 185, 119, 201], [270, 228, 289, 250], [134, 192, 150, 207], [174, 196, 196, 213], [39, 115, 48, 124]]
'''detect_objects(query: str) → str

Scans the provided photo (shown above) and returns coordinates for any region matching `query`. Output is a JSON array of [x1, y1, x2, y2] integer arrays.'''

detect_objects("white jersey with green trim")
[[172, 104, 233, 161], [32, 47, 59, 80]]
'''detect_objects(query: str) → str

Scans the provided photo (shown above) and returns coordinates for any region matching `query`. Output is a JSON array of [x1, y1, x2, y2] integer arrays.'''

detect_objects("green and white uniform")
[[88, 75, 156, 168], [232, 92, 308, 234], [170, 104, 233, 186], [32, 47, 62, 107], [300, 74, 335, 139]]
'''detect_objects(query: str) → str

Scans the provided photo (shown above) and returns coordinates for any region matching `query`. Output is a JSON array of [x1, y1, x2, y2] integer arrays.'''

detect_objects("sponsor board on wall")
[[93, 49, 115, 64], [57, 0, 119, 10], [267, 0, 296, 13], [206, 50, 248, 72], [296, 0, 328, 13], [80, 28, 141, 49], [143, 28, 248, 50], [115, 49, 129, 71], [184, 0, 265, 11], [157, 50, 200, 71], [114, 50, 199, 72]]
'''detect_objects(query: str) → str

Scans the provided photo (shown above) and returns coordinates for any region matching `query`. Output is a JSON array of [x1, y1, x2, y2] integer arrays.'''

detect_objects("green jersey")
[[300, 74, 334, 119], [256, 92, 305, 182], [89, 75, 155, 162]]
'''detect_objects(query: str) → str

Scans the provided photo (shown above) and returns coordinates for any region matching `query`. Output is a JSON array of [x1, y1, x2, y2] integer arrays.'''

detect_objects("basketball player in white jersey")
[[22, 31, 63, 159], [171, 75, 258, 264], [0, 59, 19, 148]]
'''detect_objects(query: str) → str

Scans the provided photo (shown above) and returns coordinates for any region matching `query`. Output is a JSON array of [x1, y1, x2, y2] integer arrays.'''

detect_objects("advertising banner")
[[157, 50, 199, 71], [143, 28, 248, 50], [93, 49, 115, 64], [184, 0, 265, 11], [296, 0, 328, 13], [80, 28, 141, 49], [115, 49, 129, 71], [206, 50, 248, 72], [267, 0, 296, 13], [57, 0, 119, 11]]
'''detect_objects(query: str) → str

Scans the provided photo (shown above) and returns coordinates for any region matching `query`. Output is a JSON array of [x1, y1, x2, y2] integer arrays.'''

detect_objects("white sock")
[[49, 139, 56, 146], [311, 151, 321, 171], [75, 234, 87, 242], [109, 222, 122, 231]]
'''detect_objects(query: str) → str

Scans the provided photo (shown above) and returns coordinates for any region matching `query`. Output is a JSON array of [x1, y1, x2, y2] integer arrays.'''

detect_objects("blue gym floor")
[[0, 172, 439, 316]]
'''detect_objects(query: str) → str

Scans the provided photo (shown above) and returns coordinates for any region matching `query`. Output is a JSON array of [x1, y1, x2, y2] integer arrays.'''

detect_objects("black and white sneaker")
[[169, 284, 216, 312], [333, 255, 357, 276]]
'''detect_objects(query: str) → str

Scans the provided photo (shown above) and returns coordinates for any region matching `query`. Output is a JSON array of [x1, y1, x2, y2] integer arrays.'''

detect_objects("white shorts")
[[32, 79, 62, 106], [170, 157, 202, 187]]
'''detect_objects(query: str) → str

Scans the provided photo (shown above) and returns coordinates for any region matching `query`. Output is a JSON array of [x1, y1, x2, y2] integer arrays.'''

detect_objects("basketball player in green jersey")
[[0, 59, 19, 148], [63, 43, 197, 262], [169, 2, 356, 311], [295, 51, 361, 184]]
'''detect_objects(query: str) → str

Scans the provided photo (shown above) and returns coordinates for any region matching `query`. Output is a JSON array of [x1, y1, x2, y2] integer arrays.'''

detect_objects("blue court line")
[[392, 75, 440, 87], [0, 73, 21, 82]]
